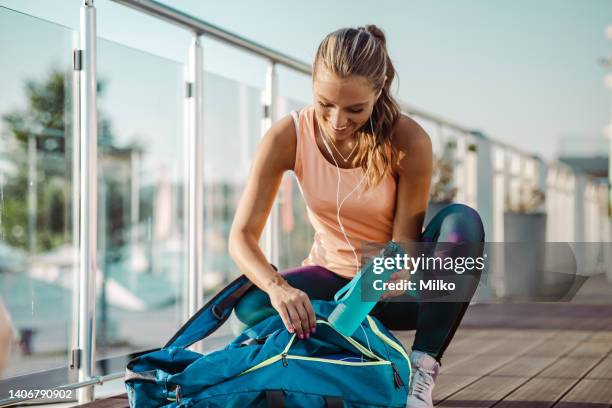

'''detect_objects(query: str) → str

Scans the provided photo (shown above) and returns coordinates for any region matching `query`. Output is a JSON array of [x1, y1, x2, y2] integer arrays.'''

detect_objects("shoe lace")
[[409, 366, 434, 400]]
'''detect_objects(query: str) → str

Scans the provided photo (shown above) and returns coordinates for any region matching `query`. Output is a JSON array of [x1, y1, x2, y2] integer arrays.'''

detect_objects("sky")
[[0, 0, 611, 161]]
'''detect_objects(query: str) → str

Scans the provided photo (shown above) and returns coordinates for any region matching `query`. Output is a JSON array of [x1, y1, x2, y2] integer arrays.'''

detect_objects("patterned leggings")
[[234, 203, 485, 362]]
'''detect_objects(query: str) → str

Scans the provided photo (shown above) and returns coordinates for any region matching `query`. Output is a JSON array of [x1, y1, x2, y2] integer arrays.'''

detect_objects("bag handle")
[[265, 390, 344, 408]]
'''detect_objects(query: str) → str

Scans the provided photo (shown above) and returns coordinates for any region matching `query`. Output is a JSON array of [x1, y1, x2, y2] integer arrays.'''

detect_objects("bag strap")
[[325, 396, 344, 408], [265, 390, 285, 408], [333, 240, 403, 302], [265, 391, 344, 408], [164, 274, 253, 348], [333, 272, 360, 302], [164, 265, 277, 349]]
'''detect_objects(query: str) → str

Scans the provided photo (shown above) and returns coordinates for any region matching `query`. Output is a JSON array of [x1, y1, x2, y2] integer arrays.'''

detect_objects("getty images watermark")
[[358, 241, 600, 302], [371, 249, 487, 292]]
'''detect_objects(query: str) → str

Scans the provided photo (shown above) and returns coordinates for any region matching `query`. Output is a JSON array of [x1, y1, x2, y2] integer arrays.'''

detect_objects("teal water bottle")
[[328, 241, 406, 337]]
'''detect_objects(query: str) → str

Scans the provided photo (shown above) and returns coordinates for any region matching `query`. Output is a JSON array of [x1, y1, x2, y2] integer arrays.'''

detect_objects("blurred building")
[[557, 134, 609, 180]]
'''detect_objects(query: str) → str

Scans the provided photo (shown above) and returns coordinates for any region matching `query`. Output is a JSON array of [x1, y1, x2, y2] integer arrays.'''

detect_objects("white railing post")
[[475, 135, 494, 240], [77, 0, 98, 403], [185, 34, 204, 343], [261, 62, 279, 267]]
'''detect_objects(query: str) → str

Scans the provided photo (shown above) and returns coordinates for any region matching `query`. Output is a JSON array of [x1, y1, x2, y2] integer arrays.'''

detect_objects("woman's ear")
[[376, 76, 388, 99]]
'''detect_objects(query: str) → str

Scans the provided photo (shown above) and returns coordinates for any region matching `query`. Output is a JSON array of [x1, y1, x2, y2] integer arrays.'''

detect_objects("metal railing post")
[[77, 0, 98, 403], [186, 34, 204, 348], [261, 62, 279, 266]]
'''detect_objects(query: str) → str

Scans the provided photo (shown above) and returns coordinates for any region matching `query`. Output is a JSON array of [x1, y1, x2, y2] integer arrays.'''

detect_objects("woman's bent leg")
[[373, 203, 485, 362]]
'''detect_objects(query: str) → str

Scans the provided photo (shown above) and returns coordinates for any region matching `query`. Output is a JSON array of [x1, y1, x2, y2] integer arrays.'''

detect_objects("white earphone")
[[317, 115, 377, 274]]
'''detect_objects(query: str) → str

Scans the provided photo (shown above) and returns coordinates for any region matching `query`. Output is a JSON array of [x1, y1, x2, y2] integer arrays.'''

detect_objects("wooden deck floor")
[[394, 274, 612, 408], [394, 326, 612, 407], [78, 275, 612, 408]]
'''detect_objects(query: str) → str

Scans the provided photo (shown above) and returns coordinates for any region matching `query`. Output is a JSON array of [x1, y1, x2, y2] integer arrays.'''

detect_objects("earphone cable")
[[317, 116, 377, 275]]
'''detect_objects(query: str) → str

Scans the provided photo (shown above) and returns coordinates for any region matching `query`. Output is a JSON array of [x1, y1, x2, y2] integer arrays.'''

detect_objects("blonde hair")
[[313, 25, 401, 190]]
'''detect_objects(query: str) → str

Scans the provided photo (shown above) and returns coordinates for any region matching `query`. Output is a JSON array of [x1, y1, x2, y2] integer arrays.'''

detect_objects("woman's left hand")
[[379, 268, 411, 301]]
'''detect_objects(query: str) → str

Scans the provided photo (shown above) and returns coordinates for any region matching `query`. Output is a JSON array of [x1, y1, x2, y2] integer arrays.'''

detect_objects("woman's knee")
[[233, 287, 274, 328], [437, 203, 485, 243]]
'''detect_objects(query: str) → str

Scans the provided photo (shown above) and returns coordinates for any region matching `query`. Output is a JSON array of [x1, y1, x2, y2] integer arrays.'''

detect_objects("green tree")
[[1, 68, 120, 255]]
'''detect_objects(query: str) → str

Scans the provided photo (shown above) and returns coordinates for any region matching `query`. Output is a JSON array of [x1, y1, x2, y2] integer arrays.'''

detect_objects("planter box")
[[503, 212, 546, 299]]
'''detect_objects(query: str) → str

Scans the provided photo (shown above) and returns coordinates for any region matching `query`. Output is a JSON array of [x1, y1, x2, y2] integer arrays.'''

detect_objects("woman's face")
[[312, 65, 380, 142]]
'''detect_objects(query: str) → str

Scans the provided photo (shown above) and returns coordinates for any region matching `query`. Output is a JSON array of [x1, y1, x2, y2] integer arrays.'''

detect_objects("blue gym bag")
[[124, 274, 411, 407]]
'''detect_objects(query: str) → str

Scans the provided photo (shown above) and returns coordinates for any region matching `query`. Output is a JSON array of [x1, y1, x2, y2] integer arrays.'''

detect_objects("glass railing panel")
[[0, 6, 74, 389], [95, 38, 185, 375], [201, 73, 263, 293], [275, 96, 314, 272], [198, 72, 267, 343]]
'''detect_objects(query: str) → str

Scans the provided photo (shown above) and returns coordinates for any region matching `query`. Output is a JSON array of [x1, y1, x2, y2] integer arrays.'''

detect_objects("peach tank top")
[[290, 105, 398, 279]]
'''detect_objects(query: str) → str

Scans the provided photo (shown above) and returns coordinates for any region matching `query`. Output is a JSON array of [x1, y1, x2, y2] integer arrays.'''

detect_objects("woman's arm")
[[382, 115, 433, 300], [228, 114, 295, 291], [390, 115, 433, 243], [228, 114, 316, 338]]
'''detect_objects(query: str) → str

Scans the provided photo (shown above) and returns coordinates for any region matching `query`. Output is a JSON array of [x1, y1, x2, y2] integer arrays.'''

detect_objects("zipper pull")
[[281, 352, 288, 367], [391, 363, 404, 389]]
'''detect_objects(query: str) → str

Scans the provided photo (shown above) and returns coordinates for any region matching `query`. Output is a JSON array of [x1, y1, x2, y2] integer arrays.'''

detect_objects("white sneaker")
[[406, 350, 439, 408]]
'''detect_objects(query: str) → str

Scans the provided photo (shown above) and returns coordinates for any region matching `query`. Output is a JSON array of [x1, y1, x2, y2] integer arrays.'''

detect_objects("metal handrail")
[[110, 0, 311, 75], [0, 372, 124, 407], [109, 0, 550, 163], [105, 2, 468, 132]]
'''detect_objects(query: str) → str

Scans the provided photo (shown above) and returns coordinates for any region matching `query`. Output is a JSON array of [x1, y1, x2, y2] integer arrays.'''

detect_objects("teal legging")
[[234, 203, 485, 362]]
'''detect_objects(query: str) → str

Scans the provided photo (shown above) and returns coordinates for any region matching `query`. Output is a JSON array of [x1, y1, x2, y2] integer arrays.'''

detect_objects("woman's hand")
[[379, 269, 411, 301], [267, 281, 316, 339]]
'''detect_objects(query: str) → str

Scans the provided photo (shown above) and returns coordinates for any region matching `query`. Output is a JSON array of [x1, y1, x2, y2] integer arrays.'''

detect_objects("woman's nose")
[[330, 111, 347, 128]]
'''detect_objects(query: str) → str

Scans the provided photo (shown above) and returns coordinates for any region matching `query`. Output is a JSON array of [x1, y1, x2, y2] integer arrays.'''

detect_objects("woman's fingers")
[[296, 302, 311, 338], [286, 305, 304, 339], [302, 299, 316, 333], [278, 304, 294, 333]]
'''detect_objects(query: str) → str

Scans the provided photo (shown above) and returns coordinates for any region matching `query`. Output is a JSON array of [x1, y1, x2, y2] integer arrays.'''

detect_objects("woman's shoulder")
[[390, 113, 431, 153], [389, 113, 433, 176], [261, 108, 309, 172]]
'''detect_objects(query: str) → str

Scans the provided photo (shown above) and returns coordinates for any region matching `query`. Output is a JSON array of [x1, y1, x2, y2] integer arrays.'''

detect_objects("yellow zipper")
[[238, 316, 411, 379], [315, 319, 383, 362], [285, 355, 390, 366], [366, 316, 411, 372]]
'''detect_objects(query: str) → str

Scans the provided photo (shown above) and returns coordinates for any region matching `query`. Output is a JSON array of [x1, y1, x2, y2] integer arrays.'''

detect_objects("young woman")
[[228, 25, 485, 407]]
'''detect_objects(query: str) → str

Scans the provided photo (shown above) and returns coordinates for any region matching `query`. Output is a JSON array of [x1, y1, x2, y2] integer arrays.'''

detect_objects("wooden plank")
[[588, 331, 612, 342], [454, 329, 493, 339], [437, 375, 527, 408], [440, 352, 475, 369], [77, 394, 129, 408], [525, 341, 582, 358], [434, 375, 481, 404], [490, 356, 558, 377], [554, 379, 612, 407], [445, 338, 505, 355], [548, 331, 593, 342], [443, 355, 516, 376], [539, 356, 601, 379], [482, 339, 541, 356], [495, 377, 575, 408], [567, 342, 612, 358], [586, 356, 612, 379]]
